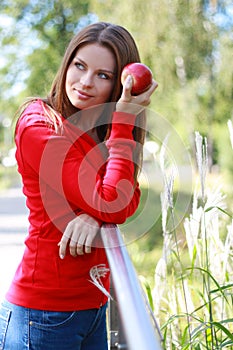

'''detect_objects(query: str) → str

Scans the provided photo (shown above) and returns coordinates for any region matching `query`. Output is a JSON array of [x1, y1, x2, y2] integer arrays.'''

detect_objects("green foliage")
[[0, 165, 21, 189], [0, 0, 93, 109], [212, 123, 233, 185], [0, 0, 232, 181], [89, 0, 233, 174], [137, 133, 233, 349]]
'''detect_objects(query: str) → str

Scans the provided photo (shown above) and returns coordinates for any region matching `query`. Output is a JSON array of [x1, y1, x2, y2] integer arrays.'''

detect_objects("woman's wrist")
[[115, 101, 145, 115]]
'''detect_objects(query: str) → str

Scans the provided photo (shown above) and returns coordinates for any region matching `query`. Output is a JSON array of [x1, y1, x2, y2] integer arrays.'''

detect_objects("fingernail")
[[126, 75, 132, 84], [60, 254, 64, 259]]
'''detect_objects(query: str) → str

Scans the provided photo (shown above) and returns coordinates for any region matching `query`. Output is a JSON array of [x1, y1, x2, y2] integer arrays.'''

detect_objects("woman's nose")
[[80, 72, 93, 88]]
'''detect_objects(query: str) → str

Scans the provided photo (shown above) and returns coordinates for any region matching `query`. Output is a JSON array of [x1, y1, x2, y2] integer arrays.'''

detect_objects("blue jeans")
[[0, 300, 108, 350]]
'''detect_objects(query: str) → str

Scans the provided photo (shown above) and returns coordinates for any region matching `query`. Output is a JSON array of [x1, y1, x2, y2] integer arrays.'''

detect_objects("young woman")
[[0, 22, 157, 349]]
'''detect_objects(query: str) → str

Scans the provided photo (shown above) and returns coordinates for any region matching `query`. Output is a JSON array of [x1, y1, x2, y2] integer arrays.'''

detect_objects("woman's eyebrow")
[[74, 56, 86, 65], [74, 55, 115, 75]]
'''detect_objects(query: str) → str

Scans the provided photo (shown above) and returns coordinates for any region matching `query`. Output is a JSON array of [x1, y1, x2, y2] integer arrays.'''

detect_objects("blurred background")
[[0, 0, 232, 290]]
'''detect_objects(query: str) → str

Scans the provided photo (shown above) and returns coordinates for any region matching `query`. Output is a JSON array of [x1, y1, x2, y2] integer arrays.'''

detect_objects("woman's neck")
[[67, 107, 103, 143]]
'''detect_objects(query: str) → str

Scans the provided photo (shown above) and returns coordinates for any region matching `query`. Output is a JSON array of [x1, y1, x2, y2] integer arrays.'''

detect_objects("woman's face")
[[65, 43, 116, 110]]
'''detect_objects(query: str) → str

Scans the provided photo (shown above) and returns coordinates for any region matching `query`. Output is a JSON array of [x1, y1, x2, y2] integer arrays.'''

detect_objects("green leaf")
[[204, 206, 232, 218], [211, 321, 233, 341]]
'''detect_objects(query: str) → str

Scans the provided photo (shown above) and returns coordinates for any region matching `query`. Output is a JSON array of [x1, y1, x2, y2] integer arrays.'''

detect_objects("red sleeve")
[[16, 109, 141, 224]]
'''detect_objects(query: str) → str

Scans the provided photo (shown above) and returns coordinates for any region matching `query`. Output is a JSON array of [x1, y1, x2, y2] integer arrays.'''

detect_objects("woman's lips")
[[76, 89, 93, 100]]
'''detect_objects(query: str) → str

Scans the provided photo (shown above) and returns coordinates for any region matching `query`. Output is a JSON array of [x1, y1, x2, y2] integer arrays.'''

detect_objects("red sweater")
[[6, 100, 140, 311]]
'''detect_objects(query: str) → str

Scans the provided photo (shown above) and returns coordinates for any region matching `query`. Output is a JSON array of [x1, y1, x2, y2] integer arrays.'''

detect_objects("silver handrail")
[[101, 223, 162, 350]]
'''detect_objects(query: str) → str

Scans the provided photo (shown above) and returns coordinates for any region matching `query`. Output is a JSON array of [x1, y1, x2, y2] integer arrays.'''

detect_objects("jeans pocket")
[[0, 305, 11, 350], [29, 310, 76, 330], [29, 311, 78, 350]]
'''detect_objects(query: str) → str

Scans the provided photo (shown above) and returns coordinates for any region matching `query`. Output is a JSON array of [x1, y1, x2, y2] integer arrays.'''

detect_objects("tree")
[[0, 0, 94, 106], [0, 0, 232, 175], [89, 0, 232, 170]]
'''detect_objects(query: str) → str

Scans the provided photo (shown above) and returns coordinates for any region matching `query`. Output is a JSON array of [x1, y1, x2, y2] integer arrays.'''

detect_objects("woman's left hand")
[[58, 213, 100, 258]]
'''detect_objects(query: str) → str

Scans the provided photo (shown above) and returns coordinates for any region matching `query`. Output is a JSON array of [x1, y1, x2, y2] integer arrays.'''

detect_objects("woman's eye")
[[98, 72, 110, 80], [75, 62, 85, 70]]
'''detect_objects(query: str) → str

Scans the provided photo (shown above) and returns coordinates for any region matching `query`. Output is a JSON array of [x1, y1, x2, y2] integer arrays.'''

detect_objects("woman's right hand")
[[116, 75, 158, 115], [58, 213, 100, 258]]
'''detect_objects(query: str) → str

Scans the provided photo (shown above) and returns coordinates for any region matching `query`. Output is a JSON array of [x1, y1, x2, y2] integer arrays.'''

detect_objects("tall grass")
[[151, 131, 233, 349]]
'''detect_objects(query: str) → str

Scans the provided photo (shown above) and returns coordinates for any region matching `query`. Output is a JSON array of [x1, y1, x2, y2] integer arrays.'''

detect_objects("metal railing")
[[101, 223, 162, 350]]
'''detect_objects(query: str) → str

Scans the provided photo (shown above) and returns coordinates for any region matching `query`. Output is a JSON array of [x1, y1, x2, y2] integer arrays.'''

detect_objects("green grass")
[[136, 132, 233, 349], [122, 184, 192, 287]]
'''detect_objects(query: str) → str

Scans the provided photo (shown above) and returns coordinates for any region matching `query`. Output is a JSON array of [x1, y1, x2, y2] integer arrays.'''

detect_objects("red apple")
[[121, 63, 153, 95]]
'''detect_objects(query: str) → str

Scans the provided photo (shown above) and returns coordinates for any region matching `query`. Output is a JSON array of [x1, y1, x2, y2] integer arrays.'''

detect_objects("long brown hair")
[[20, 22, 146, 181]]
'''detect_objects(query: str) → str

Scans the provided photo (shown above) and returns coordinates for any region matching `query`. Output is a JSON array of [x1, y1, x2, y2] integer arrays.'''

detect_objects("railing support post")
[[108, 281, 127, 349]]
